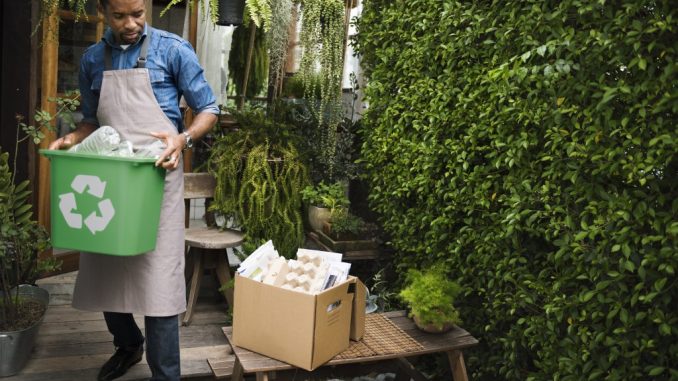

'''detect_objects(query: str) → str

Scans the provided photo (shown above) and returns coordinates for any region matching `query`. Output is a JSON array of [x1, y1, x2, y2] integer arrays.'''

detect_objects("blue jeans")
[[103, 312, 180, 381]]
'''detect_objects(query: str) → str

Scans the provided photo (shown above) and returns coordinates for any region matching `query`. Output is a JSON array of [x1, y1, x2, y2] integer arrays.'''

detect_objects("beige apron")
[[72, 32, 186, 316]]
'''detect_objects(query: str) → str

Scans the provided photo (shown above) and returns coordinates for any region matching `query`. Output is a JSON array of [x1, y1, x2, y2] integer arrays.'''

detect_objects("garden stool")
[[183, 172, 244, 326]]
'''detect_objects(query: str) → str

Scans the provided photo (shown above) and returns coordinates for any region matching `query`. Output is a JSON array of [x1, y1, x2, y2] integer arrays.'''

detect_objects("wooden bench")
[[209, 310, 478, 381]]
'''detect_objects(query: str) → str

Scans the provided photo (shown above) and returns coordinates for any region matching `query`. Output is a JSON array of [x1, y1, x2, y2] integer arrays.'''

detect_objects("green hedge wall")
[[354, 1, 677, 380]]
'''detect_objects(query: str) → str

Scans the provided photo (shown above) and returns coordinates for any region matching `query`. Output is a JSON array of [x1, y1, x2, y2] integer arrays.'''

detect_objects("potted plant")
[[300, 181, 348, 232], [208, 106, 309, 259], [399, 266, 462, 334], [1, 115, 61, 376], [316, 209, 380, 252]]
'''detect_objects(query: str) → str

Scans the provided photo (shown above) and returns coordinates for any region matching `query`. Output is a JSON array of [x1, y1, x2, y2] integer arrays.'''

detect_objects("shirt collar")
[[102, 23, 149, 49]]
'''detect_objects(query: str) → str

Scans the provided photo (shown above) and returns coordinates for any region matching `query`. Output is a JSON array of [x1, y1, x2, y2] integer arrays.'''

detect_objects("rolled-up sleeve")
[[170, 41, 219, 116]]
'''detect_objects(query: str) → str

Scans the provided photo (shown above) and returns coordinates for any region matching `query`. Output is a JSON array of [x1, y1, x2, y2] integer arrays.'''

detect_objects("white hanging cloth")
[[182, 3, 235, 106]]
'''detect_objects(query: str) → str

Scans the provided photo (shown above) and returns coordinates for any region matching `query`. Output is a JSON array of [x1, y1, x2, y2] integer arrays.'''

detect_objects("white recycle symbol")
[[58, 175, 116, 234]]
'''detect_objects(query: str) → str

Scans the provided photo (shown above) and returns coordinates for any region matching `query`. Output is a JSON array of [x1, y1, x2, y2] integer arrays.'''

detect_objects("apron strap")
[[104, 29, 151, 70], [136, 30, 150, 69]]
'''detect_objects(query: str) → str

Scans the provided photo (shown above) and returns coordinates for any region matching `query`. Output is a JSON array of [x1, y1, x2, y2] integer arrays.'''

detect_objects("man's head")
[[99, 0, 146, 45]]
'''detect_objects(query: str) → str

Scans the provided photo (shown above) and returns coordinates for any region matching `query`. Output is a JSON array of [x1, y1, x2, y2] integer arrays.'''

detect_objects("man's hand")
[[48, 123, 97, 150], [151, 131, 183, 170], [48, 134, 77, 150]]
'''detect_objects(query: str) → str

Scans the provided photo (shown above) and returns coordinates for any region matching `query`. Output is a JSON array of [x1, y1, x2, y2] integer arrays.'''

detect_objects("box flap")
[[350, 278, 366, 340], [232, 275, 316, 369], [310, 278, 354, 369]]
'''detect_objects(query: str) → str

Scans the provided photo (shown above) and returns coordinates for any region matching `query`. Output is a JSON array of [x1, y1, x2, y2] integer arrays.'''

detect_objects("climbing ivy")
[[355, 1, 678, 380]]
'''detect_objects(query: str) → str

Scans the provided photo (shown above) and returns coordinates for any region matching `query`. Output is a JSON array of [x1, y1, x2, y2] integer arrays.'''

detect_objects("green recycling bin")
[[40, 150, 166, 256]]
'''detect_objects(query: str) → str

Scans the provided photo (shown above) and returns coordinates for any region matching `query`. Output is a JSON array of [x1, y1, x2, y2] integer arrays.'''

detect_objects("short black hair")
[[99, 0, 109, 9]]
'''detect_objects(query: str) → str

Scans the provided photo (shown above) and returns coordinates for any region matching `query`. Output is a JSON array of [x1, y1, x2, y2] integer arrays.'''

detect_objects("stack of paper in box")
[[236, 241, 352, 293], [232, 241, 366, 371]]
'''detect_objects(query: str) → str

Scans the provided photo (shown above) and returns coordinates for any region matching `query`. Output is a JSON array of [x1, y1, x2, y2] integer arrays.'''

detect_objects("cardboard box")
[[232, 274, 365, 371]]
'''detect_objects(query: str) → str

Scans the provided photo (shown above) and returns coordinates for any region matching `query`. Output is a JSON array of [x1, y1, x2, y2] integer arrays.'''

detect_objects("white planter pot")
[[0, 285, 49, 377], [308, 205, 331, 232]]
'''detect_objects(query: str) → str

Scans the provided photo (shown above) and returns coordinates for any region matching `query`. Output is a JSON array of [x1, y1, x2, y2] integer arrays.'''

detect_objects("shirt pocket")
[[148, 69, 165, 84]]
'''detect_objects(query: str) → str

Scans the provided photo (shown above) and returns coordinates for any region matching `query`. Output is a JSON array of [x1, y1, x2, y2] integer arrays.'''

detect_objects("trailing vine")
[[267, 0, 294, 95], [229, 23, 269, 97], [298, 0, 346, 175], [208, 108, 309, 258], [246, 0, 273, 32]]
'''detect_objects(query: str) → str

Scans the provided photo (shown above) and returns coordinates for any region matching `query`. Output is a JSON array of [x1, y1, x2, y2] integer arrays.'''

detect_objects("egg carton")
[[276, 259, 330, 293]]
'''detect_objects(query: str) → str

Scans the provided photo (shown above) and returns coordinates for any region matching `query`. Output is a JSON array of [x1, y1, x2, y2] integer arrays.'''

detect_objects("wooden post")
[[238, 21, 257, 110], [448, 350, 470, 381], [37, 11, 60, 250], [183, 0, 199, 173], [144, 0, 152, 24]]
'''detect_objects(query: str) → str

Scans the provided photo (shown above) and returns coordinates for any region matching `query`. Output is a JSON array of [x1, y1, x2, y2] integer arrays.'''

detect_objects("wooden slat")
[[208, 357, 236, 379], [9, 271, 232, 380], [184, 173, 216, 199]]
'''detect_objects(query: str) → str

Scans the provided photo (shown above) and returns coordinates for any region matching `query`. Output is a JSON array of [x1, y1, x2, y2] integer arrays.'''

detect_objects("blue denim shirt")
[[79, 24, 219, 131]]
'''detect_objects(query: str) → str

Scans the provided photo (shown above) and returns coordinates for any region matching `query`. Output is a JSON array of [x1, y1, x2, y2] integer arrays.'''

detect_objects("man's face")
[[100, 0, 146, 45]]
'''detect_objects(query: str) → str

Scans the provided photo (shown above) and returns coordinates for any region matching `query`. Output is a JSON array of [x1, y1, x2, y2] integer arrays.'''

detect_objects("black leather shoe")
[[97, 345, 144, 381]]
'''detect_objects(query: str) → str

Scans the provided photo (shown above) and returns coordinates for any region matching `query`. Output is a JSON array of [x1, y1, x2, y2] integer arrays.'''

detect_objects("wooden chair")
[[183, 172, 244, 326]]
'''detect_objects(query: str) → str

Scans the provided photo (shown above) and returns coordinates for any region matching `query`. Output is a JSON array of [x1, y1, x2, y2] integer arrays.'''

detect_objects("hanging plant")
[[298, 0, 346, 175], [246, 0, 273, 32], [267, 0, 294, 95], [229, 23, 270, 98], [208, 107, 310, 258]]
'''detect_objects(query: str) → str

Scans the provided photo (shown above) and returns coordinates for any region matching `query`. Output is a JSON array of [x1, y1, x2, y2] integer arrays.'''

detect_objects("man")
[[48, 0, 218, 380]]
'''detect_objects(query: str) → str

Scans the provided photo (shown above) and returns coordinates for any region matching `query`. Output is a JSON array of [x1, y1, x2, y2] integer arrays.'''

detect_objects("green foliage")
[[246, 0, 273, 32], [20, 91, 81, 144], [272, 99, 360, 184], [367, 268, 400, 312], [267, 0, 294, 90], [298, 0, 346, 174], [1, 136, 58, 330], [355, 0, 678, 380], [399, 267, 462, 330], [281, 74, 323, 100], [161, 0, 219, 25], [300, 181, 349, 210], [41, 0, 89, 22], [208, 107, 309, 258], [328, 209, 362, 233], [229, 24, 269, 98]]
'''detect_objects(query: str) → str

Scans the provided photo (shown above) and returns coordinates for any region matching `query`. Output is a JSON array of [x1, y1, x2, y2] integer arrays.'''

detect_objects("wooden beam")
[[182, 0, 198, 173], [448, 350, 470, 381], [188, 0, 198, 48], [238, 21, 257, 110], [144, 0, 152, 25], [38, 11, 60, 257]]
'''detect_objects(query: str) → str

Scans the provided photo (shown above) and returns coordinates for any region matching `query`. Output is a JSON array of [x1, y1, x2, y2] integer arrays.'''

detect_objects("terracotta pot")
[[413, 315, 454, 334]]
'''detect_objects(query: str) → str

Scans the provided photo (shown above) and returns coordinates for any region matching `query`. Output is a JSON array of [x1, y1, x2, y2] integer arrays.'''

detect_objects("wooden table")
[[212, 310, 478, 381]]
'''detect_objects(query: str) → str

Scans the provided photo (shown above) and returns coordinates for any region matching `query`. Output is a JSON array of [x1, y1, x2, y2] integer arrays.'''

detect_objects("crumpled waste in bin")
[[68, 125, 166, 159]]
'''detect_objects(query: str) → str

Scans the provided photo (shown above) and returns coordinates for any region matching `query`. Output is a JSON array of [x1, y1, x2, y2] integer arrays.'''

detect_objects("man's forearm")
[[183, 111, 217, 144]]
